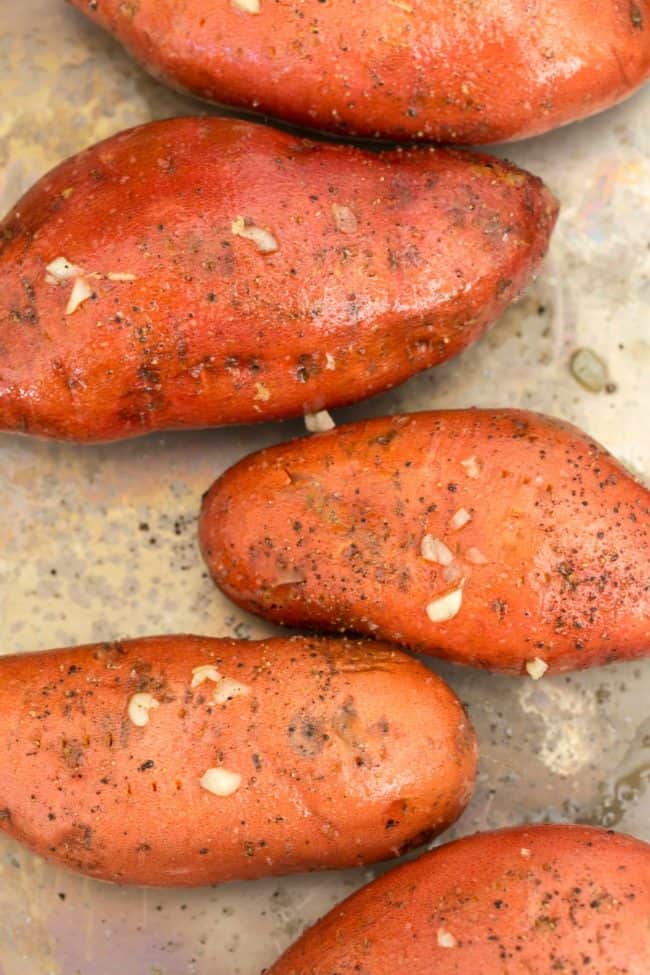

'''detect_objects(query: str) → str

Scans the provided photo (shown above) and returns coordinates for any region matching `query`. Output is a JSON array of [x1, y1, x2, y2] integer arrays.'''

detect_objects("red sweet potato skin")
[[70, 0, 650, 143], [0, 117, 557, 441], [269, 825, 650, 975], [0, 634, 477, 885], [200, 409, 650, 674]]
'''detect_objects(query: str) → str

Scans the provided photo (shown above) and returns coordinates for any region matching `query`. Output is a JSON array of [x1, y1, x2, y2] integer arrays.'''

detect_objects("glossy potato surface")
[[0, 117, 557, 441], [269, 825, 650, 975], [71, 0, 650, 143], [0, 634, 477, 885], [201, 409, 650, 673]]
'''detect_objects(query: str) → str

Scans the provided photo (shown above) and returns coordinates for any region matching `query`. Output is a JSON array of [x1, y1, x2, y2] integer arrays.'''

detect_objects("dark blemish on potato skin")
[[396, 827, 439, 856], [62, 739, 86, 770], [287, 712, 328, 758], [332, 697, 367, 755], [61, 823, 94, 854], [630, 3, 644, 29], [93, 641, 127, 666], [129, 659, 168, 694]]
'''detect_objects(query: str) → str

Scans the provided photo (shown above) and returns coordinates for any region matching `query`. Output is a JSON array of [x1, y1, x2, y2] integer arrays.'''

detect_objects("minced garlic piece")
[[107, 272, 137, 282], [232, 0, 260, 11], [66, 277, 93, 315], [231, 216, 278, 253], [191, 665, 223, 689], [421, 534, 454, 566], [526, 658, 549, 680], [460, 456, 481, 479], [437, 928, 458, 948], [127, 693, 160, 727], [212, 678, 251, 706], [426, 588, 463, 623], [305, 410, 335, 433], [254, 382, 271, 402], [450, 508, 472, 531], [200, 767, 242, 797], [331, 204, 358, 233], [274, 566, 306, 586], [46, 256, 84, 283]]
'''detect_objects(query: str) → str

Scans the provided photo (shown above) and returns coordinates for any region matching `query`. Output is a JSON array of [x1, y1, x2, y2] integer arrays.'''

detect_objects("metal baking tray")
[[1, 3, 648, 973]]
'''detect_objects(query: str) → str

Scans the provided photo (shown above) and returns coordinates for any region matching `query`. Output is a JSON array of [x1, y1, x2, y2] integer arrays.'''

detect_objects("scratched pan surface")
[[0, 4, 649, 974]]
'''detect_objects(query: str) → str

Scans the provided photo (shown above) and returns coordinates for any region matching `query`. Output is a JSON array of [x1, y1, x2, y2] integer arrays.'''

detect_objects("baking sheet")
[[1, 4, 649, 973]]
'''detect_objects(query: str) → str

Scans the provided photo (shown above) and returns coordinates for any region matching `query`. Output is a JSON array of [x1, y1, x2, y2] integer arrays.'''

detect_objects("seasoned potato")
[[0, 634, 477, 885], [200, 409, 650, 674], [269, 825, 650, 975], [70, 0, 650, 143], [0, 117, 557, 441]]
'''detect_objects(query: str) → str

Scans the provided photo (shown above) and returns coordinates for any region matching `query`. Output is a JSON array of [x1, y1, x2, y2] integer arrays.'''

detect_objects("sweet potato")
[[268, 825, 650, 975], [0, 634, 477, 885], [0, 117, 557, 442], [70, 1, 650, 144], [200, 408, 650, 674]]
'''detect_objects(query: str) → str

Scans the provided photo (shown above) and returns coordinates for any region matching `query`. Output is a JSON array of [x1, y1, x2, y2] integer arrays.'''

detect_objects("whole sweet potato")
[[0, 117, 557, 441], [200, 409, 650, 674], [0, 634, 477, 885], [70, 1, 650, 143], [269, 825, 650, 975]]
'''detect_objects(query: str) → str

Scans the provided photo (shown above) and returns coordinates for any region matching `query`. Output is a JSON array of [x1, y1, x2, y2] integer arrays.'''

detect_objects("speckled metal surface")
[[0, 4, 649, 974]]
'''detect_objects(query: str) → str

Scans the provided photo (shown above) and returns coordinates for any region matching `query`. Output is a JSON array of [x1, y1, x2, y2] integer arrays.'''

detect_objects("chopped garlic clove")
[[254, 382, 271, 402], [65, 277, 94, 315], [191, 665, 223, 689], [127, 693, 160, 727], [460, 456, 481, 479], [232, 0, 260, 11], [231, 216, 278, 253], [107, 272, 137, 282], [437, 928, 458, 949], [421, 534, 454, 566], [212, 678, 251, 706], [521, 848, 532, 858], [200, 767, 242, 797], [450, 507, 472, 531], [526, 657, 549, 680], [426, 588, 463, 623], [273, 566, 306, 586], [305, 410, 335, 433], [466, 547, 488, 565], [331, 204, 358, 233], [46, 256, 85, 283], [325, 353, 336, 371]]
